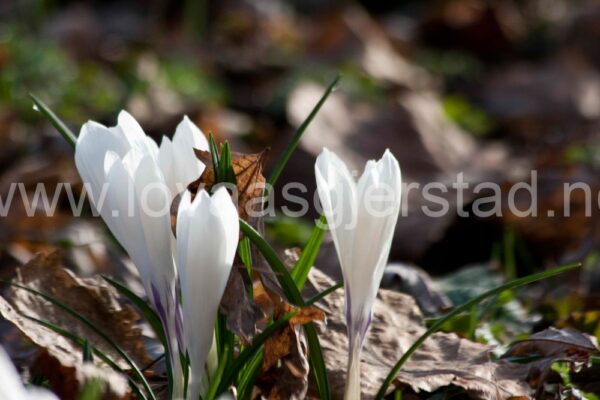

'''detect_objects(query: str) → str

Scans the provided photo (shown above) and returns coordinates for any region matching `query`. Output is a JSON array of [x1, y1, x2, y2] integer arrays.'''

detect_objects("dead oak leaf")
[[190, 149, 268, 220]]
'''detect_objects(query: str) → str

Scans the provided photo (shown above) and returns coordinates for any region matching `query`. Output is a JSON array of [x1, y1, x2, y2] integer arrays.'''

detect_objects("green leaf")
[[215, 312, 233, 369], [239, 237, 252, 268], [239, 236, 253, 282], [219, 141, 236, 185], [240, 220, 302, 305], [23, 315, 148, 400], [267, 75, 341, 189], [236, 352, 262, 399], [306, 282, 343, 306], [304, 323, 329, 398], [83, 339, 94, 363], [291, 214, 327, 290], [29, 93, 77, 148], [374, 262, 581, 399], [6, 282, 157, 400], [206, 333, 233, 400], [239, 219, 331, 400], [208, 133, 221, 181]]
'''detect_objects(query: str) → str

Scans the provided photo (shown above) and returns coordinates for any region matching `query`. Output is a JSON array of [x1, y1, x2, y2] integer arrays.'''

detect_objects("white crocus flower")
[[315, 148, 402, 400], [0, 347, 58, 400], [158, 116, 208, 198], [176, 187, 239, 400], [74, 111, 208, 397]]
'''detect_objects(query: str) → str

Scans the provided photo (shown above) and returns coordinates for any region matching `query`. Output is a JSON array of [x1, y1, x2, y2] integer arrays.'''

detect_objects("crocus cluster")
[[316, 148, 402, 400], [75, 112, 238, 399], [73, 110, 402, 400]]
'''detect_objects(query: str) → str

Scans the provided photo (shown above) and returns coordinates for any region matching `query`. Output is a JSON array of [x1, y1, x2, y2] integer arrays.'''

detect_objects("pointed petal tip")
[[382, 148, 398, 162], [192, 189, 211, 210], [179, 189, 192, 206], [159, 135, 172, 148], [117, 109, 134, 121]]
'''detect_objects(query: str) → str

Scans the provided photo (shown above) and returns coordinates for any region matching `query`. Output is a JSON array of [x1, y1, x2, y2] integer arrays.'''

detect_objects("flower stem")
[[344, 336, 363, 400]]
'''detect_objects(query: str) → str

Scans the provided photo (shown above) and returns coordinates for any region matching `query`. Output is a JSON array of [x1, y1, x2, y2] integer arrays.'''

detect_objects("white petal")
[[177, 190, 238, 399], [0, 347, 58, 400], [103, 154, 151, 286], [75, 121, 130, 205], [210, 186, 240, 263], [117, 110, 159, 159], [174, 115, 209, 152], [315, 148, 357, 277], [156, 116, 207, 200], [350, 149, 401, 329], [171, 116, 207, 194], [132, 154, 176, 287], [157, 137, 176, 196], [0, 347, 27, 399]]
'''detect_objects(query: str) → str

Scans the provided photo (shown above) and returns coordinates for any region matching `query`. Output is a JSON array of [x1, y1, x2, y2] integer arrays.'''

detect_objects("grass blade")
[[239, 219, 331, 399], [206, 332, 233, 400], [7, 282, 157, 400], [306, 282, 343, 306], [102, 276, 172, 396], [236, 352, 262, 399], [24, 315, 148, 400], [374, 262, 581, 399], [208, 133, 221, 181], [240, 219, 302, 305], [83, 339, 94, 362], [267, 75, 341, 189], [219, 141, 236, 185], [291, 214, 327, 290], [29, 93, 77, 148], [304, 323, 329, 397], [102, 276, 167, 348]]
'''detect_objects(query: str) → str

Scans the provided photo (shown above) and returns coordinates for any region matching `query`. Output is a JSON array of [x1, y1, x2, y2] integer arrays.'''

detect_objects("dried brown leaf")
[[504, 327, 599, 359], [0, 251, 151, 399], [262, 302, 324, 371], [502, 327, 600, 391], [190, 149, 268, 220], [308, 268, 532, 400], [257, 301, 323, 399], [289, 305, 325, 326], [32, 348, 131, 400], [219, 265, 263, 344], [258, 323, 310, 400]]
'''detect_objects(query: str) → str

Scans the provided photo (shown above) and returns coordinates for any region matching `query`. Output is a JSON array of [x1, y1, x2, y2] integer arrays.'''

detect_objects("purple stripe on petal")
[[151, 282, 173, 346], [151, 283, 168, 323], [360, 311, 372, 342]]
